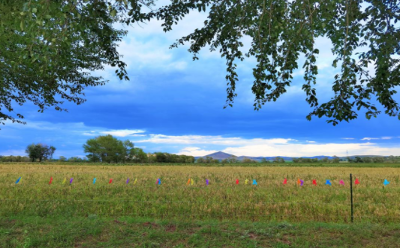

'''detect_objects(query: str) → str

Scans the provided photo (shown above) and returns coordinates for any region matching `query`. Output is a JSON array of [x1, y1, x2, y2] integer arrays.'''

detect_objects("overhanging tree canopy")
[[1, 0, 399, 126]]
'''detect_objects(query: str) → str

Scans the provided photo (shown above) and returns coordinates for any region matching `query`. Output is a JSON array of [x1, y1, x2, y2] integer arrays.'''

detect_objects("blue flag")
[[384, 179, 390, 186], [15, 177, 21, 184], [158, 178, 161, 185], [252, 179, 257, 185], [93, 178, 96, 184], [325, 180, 332, 186]]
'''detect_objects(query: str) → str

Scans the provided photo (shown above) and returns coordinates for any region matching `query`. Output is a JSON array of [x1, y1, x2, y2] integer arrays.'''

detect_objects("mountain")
[[199, 151, 385, 161], [201, 151, 234, 160]]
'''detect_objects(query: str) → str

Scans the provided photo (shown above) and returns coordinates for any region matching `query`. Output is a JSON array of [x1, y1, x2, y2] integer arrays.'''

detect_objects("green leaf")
[[32, 8, 37, 13]]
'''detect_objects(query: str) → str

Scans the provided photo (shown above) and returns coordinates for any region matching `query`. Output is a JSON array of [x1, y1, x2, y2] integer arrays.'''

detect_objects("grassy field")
[[1, 163, 400, 247]]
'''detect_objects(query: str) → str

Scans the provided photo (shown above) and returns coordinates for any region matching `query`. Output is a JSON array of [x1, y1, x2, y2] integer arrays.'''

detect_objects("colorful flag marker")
[[312, 179, 317, 186], [62, 178, 66, 184], [339, 180, 345, 186], [191, 179, 194, 185], [245, 179, 249, 185], [69, 178, 73, 184], [109, 179, 112, 184], [252, 179, 257, 186], [325, 180, 332, 186], [355, 178, 360, 185], [93, 178, 96, 184], [283, 178, 287, 185], [236, 179, 239, 185], [384, 179, 390, 186], [206, 179, 209, 185], [49, 177, 53, 185], [126, 178, 129, 184], [186, 179, 191, 185], [297, 178, 301, 185], [133, 178, 137, 185], [300, 180, 304, 186], [15, 177, 21, 184], [158, 179, 161, 185]]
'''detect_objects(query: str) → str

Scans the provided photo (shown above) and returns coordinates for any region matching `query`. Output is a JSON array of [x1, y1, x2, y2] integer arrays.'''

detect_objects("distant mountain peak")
[[202, 151, 234, 159]]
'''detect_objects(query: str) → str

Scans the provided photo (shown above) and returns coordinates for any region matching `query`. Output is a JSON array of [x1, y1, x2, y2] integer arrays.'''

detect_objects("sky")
[[1, 3, 400, 159]]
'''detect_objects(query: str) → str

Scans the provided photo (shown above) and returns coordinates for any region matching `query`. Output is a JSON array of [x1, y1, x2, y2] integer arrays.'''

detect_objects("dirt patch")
[[113, 220, 127, 225], [248, 232, 257, 240], [165, 225, 177, 232], [143, 222, 160, 228]]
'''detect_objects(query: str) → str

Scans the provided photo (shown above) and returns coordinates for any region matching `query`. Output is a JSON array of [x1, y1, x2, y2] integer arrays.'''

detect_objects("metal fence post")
[[350, 173, 354, 223]]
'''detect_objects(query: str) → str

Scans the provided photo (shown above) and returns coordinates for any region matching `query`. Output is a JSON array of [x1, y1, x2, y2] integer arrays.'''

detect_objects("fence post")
[[350, 173, 354, 223]]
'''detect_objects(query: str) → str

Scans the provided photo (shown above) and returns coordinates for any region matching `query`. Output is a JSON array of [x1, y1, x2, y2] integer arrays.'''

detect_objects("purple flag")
[[69, 178, 73, 184], [126, 178, 129, 184], [206, 179, 209, 185]]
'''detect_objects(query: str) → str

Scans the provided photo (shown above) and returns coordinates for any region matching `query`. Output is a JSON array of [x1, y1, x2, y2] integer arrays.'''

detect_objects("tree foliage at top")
[[146, 0, 400, 125], [0, 0, 153, 125], [1, 0, 399, 125]]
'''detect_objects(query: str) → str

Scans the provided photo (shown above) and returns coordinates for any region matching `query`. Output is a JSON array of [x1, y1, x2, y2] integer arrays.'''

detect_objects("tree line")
[[1, 135, 400, 164]]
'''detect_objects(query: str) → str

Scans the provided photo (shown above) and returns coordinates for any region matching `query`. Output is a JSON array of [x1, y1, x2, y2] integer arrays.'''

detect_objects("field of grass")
[[1, 163, 400, 247]]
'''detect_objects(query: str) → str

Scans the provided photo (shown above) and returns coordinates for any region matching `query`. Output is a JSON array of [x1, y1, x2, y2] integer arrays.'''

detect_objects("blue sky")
[[1, 4, 400, 158]]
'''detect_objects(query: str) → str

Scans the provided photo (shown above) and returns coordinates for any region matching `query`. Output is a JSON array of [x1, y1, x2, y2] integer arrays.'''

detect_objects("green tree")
[[59, 156, 67, 162], [83, 135, 132, 163], [25, 143, 55, 162]]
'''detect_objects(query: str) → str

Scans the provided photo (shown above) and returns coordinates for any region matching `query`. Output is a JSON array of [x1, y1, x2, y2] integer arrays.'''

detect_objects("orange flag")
[[186, 178, 191, 185], [297, 178, 301, 185], [312, 179, 317, 186], [236, 179, 239, 185], [355, 178, 360, 185]]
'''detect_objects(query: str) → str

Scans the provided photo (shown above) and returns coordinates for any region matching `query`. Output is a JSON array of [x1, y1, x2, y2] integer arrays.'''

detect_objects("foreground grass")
[[1, 216, 400, 247]]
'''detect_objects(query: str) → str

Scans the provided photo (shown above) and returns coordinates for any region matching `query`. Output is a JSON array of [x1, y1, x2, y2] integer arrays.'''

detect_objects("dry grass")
[[1, 164, 399, 223]]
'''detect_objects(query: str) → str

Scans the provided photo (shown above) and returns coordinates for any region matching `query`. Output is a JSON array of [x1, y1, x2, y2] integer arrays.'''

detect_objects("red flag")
[[109, 179, 113, 184], [312, 179, 317, 186], [49, 177, 53, 185], [236, 179, 239, 185], [355, 178, 360, 185], [283, 178, 287, 185]]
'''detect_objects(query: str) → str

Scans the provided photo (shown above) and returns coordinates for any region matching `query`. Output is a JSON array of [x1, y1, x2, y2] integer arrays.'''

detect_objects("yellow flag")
[[62, 178, 66, 184], [186, 178, 191, 185], [191, 179, 194, 185], [133, 178, 137, 185], [245, 179, 249, 185]]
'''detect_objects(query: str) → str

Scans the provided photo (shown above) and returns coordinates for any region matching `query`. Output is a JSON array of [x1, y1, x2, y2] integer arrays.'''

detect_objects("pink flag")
[[355, 178, 360, 185], [339, 180, 344, 185], [236, 179, 239, 185], [283, 178, 287, 185]]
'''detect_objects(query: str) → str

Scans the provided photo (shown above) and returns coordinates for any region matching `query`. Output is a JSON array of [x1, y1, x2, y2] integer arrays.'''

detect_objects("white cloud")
[[100, 129, 146, 137], [0, 150, 26, 156], [381, 136, 392, 140], [342, 138, 355, 140], [306, 140, 316, 143], [137, 134, 293, 146], [177, 147, 218, 157], [361, 137, 379, 141], [222, 142, 400, 157]]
